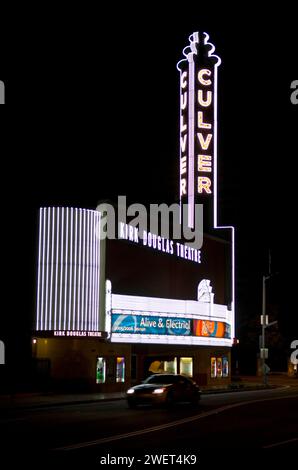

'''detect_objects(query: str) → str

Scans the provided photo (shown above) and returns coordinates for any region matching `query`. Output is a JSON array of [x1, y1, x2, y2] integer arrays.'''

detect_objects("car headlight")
[[127, 388, 135, 394], [152, 387, 166, 394]]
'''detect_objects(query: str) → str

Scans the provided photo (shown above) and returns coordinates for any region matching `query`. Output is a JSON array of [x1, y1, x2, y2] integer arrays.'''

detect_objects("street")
[[1, 384, 298, 465]]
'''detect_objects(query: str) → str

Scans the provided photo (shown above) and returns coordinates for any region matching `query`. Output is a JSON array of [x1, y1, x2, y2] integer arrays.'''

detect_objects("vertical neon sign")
[[177, 32, 221, 229], [177, 32, 235, 343]]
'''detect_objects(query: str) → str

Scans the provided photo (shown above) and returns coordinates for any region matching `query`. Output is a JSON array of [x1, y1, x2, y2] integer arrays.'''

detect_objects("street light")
[[260, 274, 278, 385]]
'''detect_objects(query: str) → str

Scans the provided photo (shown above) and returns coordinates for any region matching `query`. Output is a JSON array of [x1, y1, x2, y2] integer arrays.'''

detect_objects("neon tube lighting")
[[36, 207, 102, 332]]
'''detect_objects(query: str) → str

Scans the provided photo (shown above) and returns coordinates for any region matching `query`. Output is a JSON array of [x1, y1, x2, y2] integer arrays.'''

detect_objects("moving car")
[[126, 373, 201, 408]]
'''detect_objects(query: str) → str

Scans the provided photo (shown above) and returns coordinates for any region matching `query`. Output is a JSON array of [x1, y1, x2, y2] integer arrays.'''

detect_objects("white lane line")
[[205, 384, 290, 397], [263, 437, 298, 448], [54, 393, 298, 451], [0, 417, 27, 424]]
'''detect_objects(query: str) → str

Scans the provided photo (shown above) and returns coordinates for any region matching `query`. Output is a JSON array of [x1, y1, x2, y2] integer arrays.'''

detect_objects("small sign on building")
[[260, 348, 268, 359], [0, 81, 5, 104]]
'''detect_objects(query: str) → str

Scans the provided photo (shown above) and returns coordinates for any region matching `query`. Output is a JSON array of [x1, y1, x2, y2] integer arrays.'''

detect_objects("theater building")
[[33, 32, 235, 392]]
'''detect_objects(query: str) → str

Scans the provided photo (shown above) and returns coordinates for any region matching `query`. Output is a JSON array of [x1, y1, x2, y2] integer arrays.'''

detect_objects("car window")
[[144, 375, 178, 384]]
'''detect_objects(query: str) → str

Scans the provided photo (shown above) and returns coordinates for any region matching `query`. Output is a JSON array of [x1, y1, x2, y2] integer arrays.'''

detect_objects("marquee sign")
[[177, 32, 221, 228], [111, 312, 230, 340]]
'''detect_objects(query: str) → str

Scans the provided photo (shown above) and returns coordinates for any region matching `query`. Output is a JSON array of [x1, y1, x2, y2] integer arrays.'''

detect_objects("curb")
[[0, 395, 126, 411], [0, 384, 280, 411], [202, 384, 277, 394]]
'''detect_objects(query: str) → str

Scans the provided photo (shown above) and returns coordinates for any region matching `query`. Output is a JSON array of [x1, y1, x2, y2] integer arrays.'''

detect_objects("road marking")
[[263, 437, 298, 448], [54, 393, 298, 451], [205, 384, 290, 397], [0, 417, 27, 424]]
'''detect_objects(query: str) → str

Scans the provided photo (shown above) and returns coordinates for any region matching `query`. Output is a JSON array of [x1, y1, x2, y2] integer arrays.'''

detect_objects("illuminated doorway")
[[96, 357, 106, 384], [180, 357, 193, 377], [116, 357, 125, 383]]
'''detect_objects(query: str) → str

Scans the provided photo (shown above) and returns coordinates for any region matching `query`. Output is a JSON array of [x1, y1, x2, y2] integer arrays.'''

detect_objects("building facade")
[[33, 32, 235, 392]]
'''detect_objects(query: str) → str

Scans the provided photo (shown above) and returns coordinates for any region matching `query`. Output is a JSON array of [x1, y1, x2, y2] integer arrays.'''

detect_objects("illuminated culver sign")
[[177, 32, 221, 227]]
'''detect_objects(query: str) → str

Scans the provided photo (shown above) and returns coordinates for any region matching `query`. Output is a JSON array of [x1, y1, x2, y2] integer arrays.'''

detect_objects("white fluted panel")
[[36, 207, 101, 331]]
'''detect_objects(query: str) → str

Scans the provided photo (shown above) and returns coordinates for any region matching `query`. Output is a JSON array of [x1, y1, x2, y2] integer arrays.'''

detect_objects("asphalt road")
[[1, 385, 298, 465]]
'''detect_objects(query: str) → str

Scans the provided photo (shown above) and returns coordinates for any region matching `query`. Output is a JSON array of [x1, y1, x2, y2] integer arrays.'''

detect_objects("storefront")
[[33, 219, 234, 391]]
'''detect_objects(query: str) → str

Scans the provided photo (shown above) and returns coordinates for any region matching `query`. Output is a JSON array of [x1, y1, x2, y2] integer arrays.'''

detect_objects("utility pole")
[[260, 257, 278, 385], [0, 81, 4, 104], [260, 275, 269, 385]]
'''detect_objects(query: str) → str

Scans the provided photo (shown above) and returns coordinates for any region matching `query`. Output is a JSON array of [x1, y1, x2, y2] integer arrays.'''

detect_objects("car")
[[126, 373, 201, 408]]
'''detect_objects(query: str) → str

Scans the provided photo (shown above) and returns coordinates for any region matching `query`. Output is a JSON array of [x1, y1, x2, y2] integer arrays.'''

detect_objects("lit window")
[[211, 356, 228, 378], [116, 357, 125, 383], [96, 357, 106, 384], [217, 358, 223, 378], [223, 357, 229, 377], [164, 358, 177, 374], [180, 357, 193, 377], [211, 357, 217, 378]]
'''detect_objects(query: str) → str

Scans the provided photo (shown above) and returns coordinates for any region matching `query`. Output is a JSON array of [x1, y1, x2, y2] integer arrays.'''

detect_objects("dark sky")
[[1, 6, 297, 365]]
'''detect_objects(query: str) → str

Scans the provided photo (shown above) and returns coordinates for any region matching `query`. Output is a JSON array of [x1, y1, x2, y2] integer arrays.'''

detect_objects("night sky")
[[1, 6, 297, 377]]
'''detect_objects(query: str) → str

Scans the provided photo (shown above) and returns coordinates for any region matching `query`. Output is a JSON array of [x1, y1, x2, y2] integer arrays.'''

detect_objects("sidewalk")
[[0, 374, 296, 411], [0, 391, 126, 411], [201, 373, 297, 394]]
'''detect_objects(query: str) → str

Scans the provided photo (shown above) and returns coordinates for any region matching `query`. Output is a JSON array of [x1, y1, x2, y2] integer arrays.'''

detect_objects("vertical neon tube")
[[36, 208, 43, 330], [95, 213, 100, 331], [68, 208, 73, 331], [188, 56, 195, 229], [93, 213, 97, 330], [89, 212, 93, 330], [94, 214, 98, 331], [41, 208, 46, 330], [93, 213, 98, 330], [63, 208, 69, 331], [81, 210, 86, 331], [49, 207, 55, 330], [91, 213, 95, 330], [96, 213, 101, 331], [59, 208, 64, 331], [213, 66, 218, 226], [45, 208, 50, 331], [73, 208, 78, 331], [179, 71, 183, 224], [85, 211, 90, 330], [54, 207, 59, 330], [78, 209, 82, 331]]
